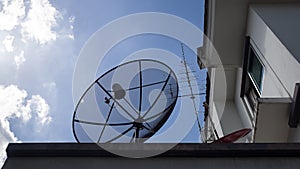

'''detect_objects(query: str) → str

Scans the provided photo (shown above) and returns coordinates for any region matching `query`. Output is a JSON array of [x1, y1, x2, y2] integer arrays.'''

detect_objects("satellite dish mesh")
[[72, 59, 178, 143]]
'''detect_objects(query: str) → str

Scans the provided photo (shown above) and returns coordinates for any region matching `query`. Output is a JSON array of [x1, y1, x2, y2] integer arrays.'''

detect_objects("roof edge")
[[6, 143, 300, 158]]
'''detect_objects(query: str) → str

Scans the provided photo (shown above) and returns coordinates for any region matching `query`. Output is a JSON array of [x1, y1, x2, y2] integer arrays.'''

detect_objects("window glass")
[[248, 47, 263, 91]]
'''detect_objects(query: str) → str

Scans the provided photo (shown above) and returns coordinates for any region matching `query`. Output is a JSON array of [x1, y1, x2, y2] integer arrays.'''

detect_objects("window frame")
[[240, 37, 265, 121], [241, 37, 265, 98], [247, 45, 265, 95]]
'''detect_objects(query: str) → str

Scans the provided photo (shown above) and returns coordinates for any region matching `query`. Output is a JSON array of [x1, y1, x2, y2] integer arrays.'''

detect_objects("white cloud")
[[42, 82, 56, 94], [0, 0, 26, 31], [21, 0, 60, 44], [68, 15, 75, 24], [0, 0, 75, 69], [0, 84, 51, 167], [0, 131, 19, 168], [28, 95, 51, 126], [14, 50, 25, 69], [2, 35, 14, 52], [67, 16, 75, 39], [68, 31, 74, 40], [0, 0, 75, 166]]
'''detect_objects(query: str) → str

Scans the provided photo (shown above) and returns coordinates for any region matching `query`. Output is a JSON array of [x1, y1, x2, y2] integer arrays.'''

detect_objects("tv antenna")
[[72, 59, 178, 143], [179, 43, 204, 142]]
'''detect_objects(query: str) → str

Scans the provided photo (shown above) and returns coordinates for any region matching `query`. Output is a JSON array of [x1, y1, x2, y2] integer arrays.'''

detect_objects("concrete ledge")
[[6, 143, 300, 158]]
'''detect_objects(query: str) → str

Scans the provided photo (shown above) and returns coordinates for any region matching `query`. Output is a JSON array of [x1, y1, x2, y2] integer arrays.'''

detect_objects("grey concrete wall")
[[3, 156, 300, 169], [4, 143, 300, 169]]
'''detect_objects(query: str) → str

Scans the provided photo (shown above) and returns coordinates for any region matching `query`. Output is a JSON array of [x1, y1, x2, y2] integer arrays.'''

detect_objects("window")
[[248, 47, 264, 92], [241, 37, 264, 113]]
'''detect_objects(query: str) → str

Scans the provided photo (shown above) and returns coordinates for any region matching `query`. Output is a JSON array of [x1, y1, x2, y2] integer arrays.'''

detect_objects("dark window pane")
[[248, 48, 263, 91]]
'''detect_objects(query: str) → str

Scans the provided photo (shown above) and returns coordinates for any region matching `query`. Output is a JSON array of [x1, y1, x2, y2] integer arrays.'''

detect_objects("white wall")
[[246, 7, 290, 98], [247, 5, 300, 98], [253, 4, 300, 65], [254, 98, 291, 142], [246, 5, 300, 142]]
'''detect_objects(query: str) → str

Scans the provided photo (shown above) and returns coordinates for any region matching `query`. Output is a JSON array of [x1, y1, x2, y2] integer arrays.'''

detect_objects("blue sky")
[[0, 0, 204, 165]]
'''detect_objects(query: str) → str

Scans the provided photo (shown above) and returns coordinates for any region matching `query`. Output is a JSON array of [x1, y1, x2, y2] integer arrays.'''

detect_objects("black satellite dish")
[[72, 59, 178, 143]]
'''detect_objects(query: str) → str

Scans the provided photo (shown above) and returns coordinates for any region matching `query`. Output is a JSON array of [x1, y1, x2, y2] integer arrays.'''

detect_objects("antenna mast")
[[180, 43, 203, 142]]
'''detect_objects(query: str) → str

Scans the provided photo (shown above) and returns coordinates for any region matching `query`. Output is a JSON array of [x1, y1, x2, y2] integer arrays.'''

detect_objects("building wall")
[[3, 143, 300, 169], [254, 98, 291, 142], [202, 1, 300, 142], [246, 5, 300, 142], [201, 0, 300, 142], [253, 4, 300, 64], [3, 156, 300, 169], [210, 0, 300, 68], [247, 5, 300, 98]]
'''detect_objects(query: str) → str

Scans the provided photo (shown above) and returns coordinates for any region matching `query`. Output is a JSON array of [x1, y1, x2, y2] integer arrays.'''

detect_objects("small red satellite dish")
[[212, 128, 251, 143]]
